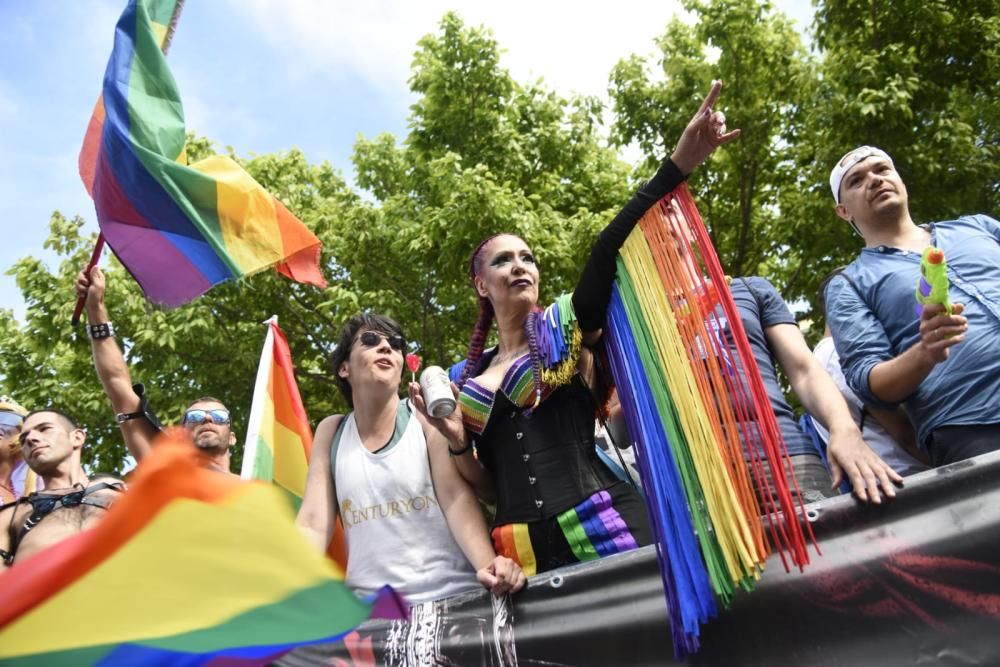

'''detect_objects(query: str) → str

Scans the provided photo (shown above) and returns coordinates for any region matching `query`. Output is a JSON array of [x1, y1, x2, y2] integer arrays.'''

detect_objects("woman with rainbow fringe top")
[[411, 81, 740, 576]]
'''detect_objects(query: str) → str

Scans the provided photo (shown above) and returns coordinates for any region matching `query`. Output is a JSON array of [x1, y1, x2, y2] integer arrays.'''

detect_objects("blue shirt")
[[724, 277, 815, 457], [826, 214, 1000, 448]]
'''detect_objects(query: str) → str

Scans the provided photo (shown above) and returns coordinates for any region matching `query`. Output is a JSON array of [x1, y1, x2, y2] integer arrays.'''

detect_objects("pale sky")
[[0, 0, 814, 321]]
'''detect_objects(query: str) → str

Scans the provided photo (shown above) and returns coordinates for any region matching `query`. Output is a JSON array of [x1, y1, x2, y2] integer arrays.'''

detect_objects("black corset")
[[474, 376, 621, 524]]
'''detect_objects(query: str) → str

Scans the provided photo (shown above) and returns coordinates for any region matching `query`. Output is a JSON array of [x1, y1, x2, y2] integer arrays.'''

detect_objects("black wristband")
[[88, 322, 115, 340], [115, 410, 145, 424], [448, 441, 474, 457], [115, 384, 163, 432]]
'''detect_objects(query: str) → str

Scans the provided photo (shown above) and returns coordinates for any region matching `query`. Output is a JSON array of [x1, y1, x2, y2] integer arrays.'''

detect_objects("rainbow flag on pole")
[[242, 318, 348, 567], [242, 317, 312, 507], [0, 435, 380, 666], [79, 0, 327, 308]]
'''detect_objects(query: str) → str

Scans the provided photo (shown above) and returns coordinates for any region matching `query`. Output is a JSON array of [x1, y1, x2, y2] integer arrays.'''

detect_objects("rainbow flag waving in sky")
[[242, 317, 313, 507], [0, 435, 383, 666], [79, 0, 327, 307]]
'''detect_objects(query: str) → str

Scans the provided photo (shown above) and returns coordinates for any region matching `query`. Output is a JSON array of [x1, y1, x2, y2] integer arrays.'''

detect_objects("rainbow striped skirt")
[[491, 482, 650, 576]]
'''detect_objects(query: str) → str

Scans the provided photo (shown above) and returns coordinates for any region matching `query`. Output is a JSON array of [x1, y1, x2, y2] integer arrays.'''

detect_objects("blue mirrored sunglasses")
[[183, 409, 231, 426], [0, 411, 24, 428]]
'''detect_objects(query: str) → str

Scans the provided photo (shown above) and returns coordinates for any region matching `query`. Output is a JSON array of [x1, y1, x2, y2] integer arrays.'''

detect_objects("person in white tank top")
[[296, 314, 526, 603]]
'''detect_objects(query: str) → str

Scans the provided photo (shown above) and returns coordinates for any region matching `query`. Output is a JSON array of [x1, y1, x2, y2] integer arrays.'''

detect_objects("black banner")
[[279, 450, 1000, 666]]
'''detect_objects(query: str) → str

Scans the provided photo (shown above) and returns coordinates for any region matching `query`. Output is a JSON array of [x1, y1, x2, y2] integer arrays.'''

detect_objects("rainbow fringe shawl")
[[604, 184, 814, 657]]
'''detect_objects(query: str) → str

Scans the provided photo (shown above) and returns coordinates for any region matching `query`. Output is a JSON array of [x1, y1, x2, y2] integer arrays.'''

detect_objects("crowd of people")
[[2, 81, 997, 609]]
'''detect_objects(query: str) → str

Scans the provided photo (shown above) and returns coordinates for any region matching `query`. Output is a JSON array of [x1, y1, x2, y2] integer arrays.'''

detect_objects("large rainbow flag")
[[0, 434, 388, 666], [79, 0, 327, 307]]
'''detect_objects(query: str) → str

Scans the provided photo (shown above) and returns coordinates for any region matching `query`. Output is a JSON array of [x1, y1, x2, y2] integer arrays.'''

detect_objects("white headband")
[[829, 146, 894, 204]]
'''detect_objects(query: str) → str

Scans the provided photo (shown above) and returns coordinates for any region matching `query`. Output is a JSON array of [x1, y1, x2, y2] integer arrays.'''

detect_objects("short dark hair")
[[24, 409, 81, 433], [817, 267, 848, 317], [330, 314, 406, 409]]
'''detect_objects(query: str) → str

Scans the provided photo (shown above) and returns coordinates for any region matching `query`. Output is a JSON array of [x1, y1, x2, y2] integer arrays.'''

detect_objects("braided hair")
[[524, 308, 543, 408], [457, 235, 502, 389], [459, 234, 545, 408]]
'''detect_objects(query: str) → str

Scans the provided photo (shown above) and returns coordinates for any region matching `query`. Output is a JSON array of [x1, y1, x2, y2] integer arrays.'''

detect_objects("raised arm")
[[76, 266, 158, 461], [295, 414, 341, 554], [425, 423, 525, 595], [573, 80, 741, 341]]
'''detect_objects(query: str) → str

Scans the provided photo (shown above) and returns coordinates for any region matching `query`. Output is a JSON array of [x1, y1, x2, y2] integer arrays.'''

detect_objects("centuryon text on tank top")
[[339, 494, 440, 528]]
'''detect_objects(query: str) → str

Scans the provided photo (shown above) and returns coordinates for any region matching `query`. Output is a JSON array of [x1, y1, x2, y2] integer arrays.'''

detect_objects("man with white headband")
[[823, 145, 1000, 467]]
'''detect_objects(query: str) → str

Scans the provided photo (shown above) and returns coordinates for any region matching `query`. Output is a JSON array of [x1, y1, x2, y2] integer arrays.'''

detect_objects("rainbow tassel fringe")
[[604, 184, 813, 656]]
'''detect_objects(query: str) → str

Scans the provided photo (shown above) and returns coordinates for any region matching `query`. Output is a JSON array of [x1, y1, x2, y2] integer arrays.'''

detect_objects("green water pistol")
[[915, 246, 952, 316]]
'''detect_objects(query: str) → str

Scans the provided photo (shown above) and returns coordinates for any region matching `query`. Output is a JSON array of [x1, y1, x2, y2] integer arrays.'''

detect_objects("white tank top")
[[333, 401, 479, 603]]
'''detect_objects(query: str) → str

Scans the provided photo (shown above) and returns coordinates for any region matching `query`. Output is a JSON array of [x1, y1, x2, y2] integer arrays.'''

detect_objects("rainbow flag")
[[242, 317, 313, 507], [0, 434, 385, 667], [79, 0, 327, 307], [242, 318, 349, 567]]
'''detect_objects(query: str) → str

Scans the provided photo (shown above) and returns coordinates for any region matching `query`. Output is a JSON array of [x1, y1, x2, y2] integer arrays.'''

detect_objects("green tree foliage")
[[610, 0, 997, 332], [610, 0, 814, 284], [784, 0, 999, 327], [1, 143, 361, 474], [0, 13, 629, 472], [347, 13, 630, 367], [4, 5, 994, 471]]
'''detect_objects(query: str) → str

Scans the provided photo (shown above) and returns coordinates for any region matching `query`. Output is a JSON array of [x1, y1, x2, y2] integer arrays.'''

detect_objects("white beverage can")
[[419, 366, 456, 418]]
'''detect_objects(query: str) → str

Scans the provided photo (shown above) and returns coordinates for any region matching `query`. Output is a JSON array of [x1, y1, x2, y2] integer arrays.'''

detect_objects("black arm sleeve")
[[573, 158, 686, 332]]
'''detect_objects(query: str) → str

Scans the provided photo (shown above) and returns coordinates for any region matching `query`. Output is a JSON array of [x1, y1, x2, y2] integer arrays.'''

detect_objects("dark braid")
[[458, 297, 495, 388], [525, 308, 544, 408], [458, 234, 503, 388]]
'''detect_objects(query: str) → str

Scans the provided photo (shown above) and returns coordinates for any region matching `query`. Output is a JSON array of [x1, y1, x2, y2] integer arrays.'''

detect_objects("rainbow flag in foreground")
[[79, 0, 327, 307], [0, 435, 385, 666]]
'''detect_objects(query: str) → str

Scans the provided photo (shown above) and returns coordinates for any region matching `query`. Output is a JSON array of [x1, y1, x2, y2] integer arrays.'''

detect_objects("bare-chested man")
[[75, 266, 237, 475], [0, 410, 124, 567]]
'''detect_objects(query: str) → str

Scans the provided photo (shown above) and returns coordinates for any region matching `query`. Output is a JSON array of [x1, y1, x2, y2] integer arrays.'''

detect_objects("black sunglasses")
[[355, 330, 406, 353], [30, 488, 90, 514], [183, 409, 231, 426], [25, 480, 125, 523]]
